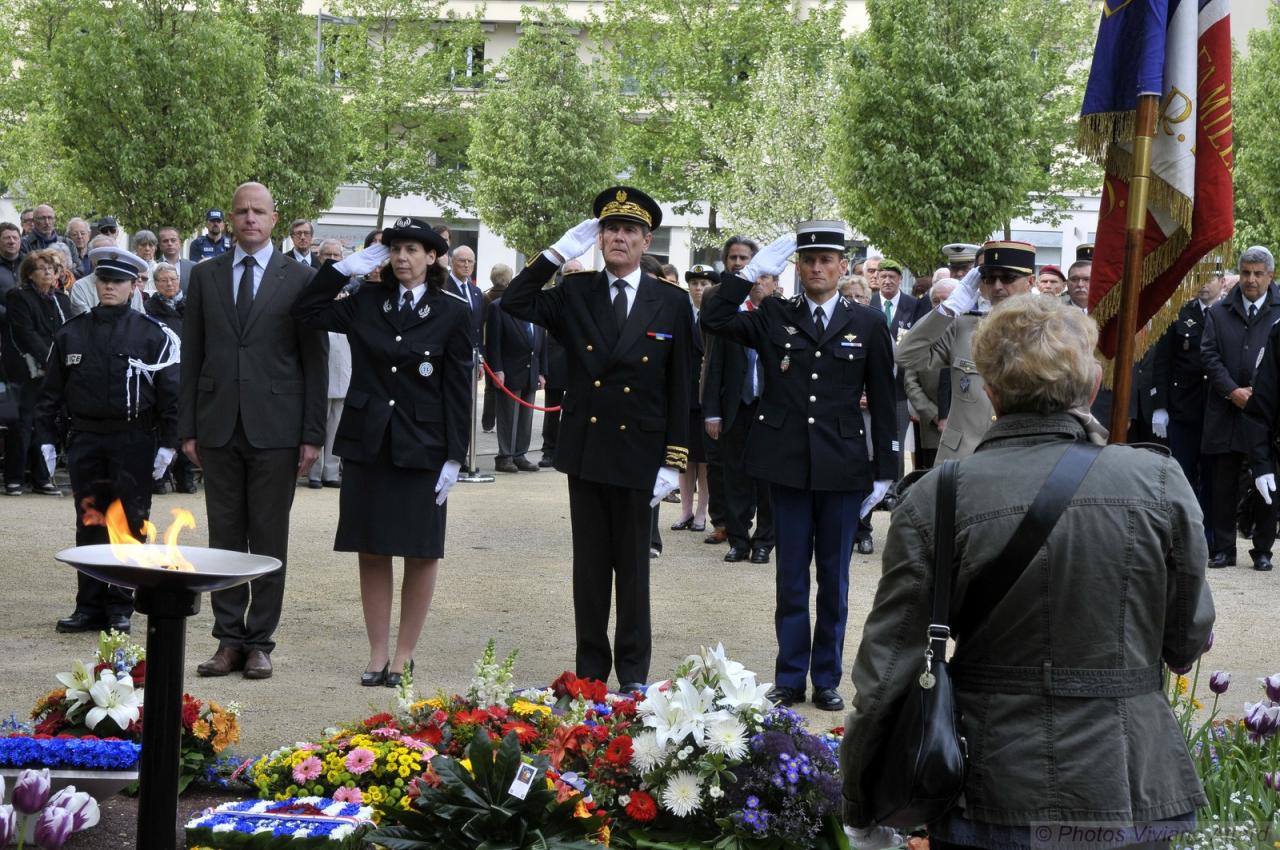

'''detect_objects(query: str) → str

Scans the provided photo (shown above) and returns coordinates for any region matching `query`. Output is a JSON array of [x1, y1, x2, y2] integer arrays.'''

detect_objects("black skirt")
[[687, 407, 707, 465], [334, 440, 447, 559]]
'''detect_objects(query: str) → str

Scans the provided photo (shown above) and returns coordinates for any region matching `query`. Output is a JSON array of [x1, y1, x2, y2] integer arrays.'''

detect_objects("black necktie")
[[613, 280, 628, 330], [237, 256, 256, 327], [400, 291, 415, 324], [1249, 304, 1259, 324], [814, 306, 826, 337]]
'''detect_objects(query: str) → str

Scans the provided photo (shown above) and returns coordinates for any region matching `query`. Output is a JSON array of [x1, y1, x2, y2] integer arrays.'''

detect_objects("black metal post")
[[132, 587, 200, 850]]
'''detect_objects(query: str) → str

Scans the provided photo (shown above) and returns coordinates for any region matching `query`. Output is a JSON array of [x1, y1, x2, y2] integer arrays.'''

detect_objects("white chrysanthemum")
[[630, 730, 670, 773], [661, 770, 703, 817], [705, 717, 749, 760]]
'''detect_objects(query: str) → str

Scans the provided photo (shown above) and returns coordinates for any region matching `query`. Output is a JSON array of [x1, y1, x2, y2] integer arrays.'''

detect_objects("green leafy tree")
[[468, 5, 618, 259], [1235, 14, 1280, 251], [830, 0, 1093, 270], [330, 0, 483, 228]]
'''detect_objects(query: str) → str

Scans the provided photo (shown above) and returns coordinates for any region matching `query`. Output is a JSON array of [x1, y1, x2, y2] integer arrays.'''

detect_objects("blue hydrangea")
[[0, 736, 141, 770]]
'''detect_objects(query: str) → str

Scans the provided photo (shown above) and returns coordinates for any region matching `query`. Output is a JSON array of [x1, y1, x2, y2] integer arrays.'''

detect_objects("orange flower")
[[192, 719, 211, 740]]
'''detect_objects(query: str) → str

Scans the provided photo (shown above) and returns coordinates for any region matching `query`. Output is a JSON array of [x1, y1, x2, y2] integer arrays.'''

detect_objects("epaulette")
[[441, 288, 468, 305], [839, 296, 852, 309], [561, 271, 595, 283], [655, 275, 683, 289], [1129, 441, 1171, 457], [789, 294, 804, 307]]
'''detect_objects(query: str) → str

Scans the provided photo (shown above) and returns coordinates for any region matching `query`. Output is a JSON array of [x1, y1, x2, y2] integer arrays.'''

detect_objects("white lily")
[[85, 670, 141, 731], [703, 643, 748, 686], [717, 671, 774, 714], [55, 660, 95, 710]]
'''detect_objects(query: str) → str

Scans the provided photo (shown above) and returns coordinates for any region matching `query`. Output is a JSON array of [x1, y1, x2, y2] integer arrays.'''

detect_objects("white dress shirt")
[[232, 243, 274, 305], [605, 267, 642, 317], [398, 283, 426, 311], [805, 294, 837, 327]]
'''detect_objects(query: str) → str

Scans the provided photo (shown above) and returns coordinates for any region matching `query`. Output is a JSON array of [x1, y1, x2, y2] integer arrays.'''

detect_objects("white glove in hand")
[[40, 444, 56, 479], [859, 479, 893, 520], [740, 234, 797, 284], [152, 447, 176, 481], [940, 266, 982, 316], [334, 243, 390, 277], [650, 466, 680, 508], [1152, 408, 1169, 439], [845, 825, 905, 850], [548, 218, 600, 265], [435, 460, 462, 505], [1257, 473, 1276, 506]]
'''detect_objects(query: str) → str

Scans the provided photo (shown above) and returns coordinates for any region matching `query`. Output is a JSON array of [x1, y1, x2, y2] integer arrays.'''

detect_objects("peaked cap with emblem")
[[795, 220, 847, 253], [685, 264, 719, 283], [1075, 243, 1094, 262], [593, 186, 663, 230], [979, 240, 1036, 275], [381, 216, 449, 256], [942, 242, 980, 264], [89, 246, 148, 281]]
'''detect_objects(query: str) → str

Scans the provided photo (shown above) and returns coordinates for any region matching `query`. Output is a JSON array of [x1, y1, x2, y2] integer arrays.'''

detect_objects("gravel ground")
[[2, 413, 1276, 846]]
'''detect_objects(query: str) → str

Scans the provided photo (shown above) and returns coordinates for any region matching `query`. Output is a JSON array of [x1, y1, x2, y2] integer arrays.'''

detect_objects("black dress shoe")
[[385, 659, 414, 688], [323, 480, 341, 488], [307, 480, 323, 489], [361, 664, 389, 687], [619, 682, 647, 694], [724, 546, 749, 563], [856, 537, 874, 555], [538, 454, 555, 468], [670, 516, 695, 531], [1208, 552, 1236, 568], [1255, 554, 1274, 572], [765, 685, 805, 707], [749, 546, 771, 564], [812, 687, 844, 711], [514, 458, 540, 472], [55, 612, 104, 634], [107, 614, 131, 633], [495, 459, 519, 473]]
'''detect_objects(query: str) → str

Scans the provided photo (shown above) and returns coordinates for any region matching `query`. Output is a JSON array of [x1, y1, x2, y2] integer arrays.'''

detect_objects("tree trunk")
[[1003, 219, 1012, 240], [376, 191, 388, 231], [708, 205, 719, 236]]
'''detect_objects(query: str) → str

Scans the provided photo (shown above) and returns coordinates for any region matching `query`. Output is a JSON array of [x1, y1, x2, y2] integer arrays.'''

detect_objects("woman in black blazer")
[[670, 265, 715, 531], [292, 217, 472, 688], [3, 248, 70, 495]]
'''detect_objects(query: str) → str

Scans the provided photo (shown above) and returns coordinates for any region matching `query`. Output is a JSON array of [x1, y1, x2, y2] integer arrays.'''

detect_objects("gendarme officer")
[[501, 186, 692, 692], [35, 247, 180, 634], [701, 222, 897, 712]]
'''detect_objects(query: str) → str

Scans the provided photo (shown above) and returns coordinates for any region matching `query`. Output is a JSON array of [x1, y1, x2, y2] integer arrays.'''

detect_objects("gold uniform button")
[[807, 417, 815, 424], [586, 344, 593, 352], [623, 386, 631, 393], [991, 415, 997, 422], [593, 380, 601, 387], [590, 416, 598, 424], [642, 356, 649, 363]]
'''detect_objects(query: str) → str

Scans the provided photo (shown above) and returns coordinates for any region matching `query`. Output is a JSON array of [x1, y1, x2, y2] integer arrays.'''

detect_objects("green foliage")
[[330, 0, 483, 227], [370, 730, 604, 850], [830, 0, 1094, 271], [469, 5, 618, 259], [1235, 10, 1280, 252]]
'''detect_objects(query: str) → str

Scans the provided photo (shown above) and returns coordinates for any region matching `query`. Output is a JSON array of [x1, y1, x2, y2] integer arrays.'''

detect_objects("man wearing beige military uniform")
[[895, 241, 1036, 460]]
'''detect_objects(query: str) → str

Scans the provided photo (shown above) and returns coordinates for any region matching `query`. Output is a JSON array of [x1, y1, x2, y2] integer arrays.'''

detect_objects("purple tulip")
[[0, 805, 15, 846], [1204, 631, 1214, 653], [1209, 671, 1231, 695], [33, 806, 73, 850], [47, 787, 100, 832], [1246, 702, 1280, 737], [1169, 662, 1194, 675], [1261, 674, 1280, 703], [11, 767, 51, 815], [1268, 772, 1280, 791]]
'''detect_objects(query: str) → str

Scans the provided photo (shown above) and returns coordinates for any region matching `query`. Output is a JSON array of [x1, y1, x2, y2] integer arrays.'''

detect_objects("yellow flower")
[[426, 697, 445, 710], [1176, 676, 1189, 695], [459, 759, 473, 775], [191, 720, 211, 740], [398, 766, 411, 778], [512, 700, 551, 717]]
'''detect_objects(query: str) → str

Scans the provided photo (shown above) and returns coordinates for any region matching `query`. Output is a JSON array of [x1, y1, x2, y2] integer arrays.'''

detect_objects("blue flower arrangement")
[[184, 797, 375, 849], [0, 735, 141, 770]]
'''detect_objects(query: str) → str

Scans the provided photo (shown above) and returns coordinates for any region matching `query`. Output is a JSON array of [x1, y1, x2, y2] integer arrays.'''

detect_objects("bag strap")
[[926, 460, 959, 658], [953, 441, 1103, 639]]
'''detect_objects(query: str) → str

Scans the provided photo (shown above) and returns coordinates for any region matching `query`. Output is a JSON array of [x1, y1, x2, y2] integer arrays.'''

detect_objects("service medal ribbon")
[[647, 331, 672, 341]]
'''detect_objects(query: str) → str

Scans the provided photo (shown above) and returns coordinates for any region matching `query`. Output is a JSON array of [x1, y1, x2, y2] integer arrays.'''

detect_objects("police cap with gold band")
[[795, 220, 847, 252], [1076, 243, 1094, 262], [381, 216, 450, 257], [593, 186, 663, 231], [942, 242, 980, 268], [979, 240, 1036, 275], [89, 246, 149, 282], [685, 264, 719, 284]]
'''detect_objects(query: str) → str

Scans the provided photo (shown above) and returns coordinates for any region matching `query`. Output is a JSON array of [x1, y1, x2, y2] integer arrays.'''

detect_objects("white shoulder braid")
[[441, 288, 468, 304]]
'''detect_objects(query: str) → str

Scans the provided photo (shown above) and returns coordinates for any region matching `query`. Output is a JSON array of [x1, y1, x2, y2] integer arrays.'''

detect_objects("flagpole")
[[1108, 93, 1160, 445]]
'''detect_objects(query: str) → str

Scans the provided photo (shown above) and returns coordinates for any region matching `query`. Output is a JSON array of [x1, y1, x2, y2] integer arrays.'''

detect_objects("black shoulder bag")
[[868, 442, 1102, 829]]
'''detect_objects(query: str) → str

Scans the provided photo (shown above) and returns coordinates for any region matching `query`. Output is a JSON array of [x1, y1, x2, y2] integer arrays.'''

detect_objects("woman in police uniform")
[[292, 217, 472, 688]]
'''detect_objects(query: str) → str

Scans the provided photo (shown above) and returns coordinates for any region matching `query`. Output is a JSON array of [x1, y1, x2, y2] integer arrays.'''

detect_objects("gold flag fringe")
[[1103, 146, 1195, 236], [1078, 111, 1137, 162]]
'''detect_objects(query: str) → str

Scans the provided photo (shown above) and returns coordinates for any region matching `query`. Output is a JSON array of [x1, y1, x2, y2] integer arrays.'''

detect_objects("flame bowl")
[[54, 544, 281, 593]]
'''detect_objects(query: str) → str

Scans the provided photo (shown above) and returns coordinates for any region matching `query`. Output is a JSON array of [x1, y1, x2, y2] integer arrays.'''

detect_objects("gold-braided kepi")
[[593, 186, 663, 230], [979, 240, 1036, 275]]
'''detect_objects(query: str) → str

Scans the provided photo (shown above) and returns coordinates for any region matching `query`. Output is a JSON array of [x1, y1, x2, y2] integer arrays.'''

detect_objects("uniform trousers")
[[67, 429, 152, 619], [540, 388, 564, 459], [770, 483, 865, 691], [721, 401, 774, 549], [1205, 451, 1276, 559], [308, 398, 345, 484], [568, 475, 652, 685], [1167, 418, 1210, 546], [495, 386, 535, 462], [200, 422, 298, 654], [704, 440, 727, 530]]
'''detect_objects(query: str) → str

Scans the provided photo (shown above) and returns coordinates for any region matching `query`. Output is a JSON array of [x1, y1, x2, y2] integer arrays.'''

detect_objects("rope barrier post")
[[459, 348, 495, 484]]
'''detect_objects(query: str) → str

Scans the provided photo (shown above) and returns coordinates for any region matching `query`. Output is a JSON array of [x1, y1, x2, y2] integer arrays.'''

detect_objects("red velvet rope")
[[480, 360, 562, 412]]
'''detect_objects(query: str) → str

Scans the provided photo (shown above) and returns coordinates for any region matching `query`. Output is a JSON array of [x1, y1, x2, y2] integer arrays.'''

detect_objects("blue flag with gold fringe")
[[1079, 0, 1170, 156]]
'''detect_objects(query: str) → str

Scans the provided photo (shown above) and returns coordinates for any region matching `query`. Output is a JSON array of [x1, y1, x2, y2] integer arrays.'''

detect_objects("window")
[[450, 41, 485, 88]]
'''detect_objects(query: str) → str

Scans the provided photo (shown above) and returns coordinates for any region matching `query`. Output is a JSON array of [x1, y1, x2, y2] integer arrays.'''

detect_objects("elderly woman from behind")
[[841, 295, 1215, 850]]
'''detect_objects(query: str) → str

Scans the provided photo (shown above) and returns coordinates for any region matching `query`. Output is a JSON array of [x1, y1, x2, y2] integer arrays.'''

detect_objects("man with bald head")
[[180, 181, 328, 680], [21, 204, 82, 270], [448, 244, 484, 344]]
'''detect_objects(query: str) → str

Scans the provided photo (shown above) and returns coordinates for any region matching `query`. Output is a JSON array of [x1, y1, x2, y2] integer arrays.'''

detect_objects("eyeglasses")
[[981, 271, 1024, 285], [100, 227, 118, 234]]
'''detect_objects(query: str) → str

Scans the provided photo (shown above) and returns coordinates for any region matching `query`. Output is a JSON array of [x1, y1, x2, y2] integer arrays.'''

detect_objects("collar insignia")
[[382, 299, 393, 313], [784, 325, 798, 335], [418, 303, 431, 319], [1184, 317, 1196, 327]]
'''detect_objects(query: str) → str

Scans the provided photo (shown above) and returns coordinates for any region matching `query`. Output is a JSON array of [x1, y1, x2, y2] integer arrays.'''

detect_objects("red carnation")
[[364, 712, 394, 728], [570, 678, 608, 703], [551, 671, 577, 698], [128, 661, 146, 685], [613, 699, 638, 718], [625, 790, 657, 822], [605, 736, 633, 766], [181, 695, 201, 729]]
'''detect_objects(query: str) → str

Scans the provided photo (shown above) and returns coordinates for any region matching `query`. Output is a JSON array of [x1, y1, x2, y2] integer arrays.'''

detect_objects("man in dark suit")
[[157, 227, 196, 292], [448, 245, 485, 343], [486, 293, 548, 472], [287, 219, 323, 269], [703, 272, 775, 564], [180, 182, 329, 679], [502, 186, 691, 692], [1201, 245, 1280, 572], [702, 221, 897, 712]]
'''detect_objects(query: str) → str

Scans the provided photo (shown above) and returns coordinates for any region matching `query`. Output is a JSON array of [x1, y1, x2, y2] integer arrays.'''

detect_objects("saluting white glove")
[[845, 825, 905, 850], [547, 218, 600, 265], [334, 243, 390, 277], [152, 447, 176, 480], [1257, 473, 1276, 506], [940, 266, 982, 316], [40, 444, 56, 479], [1152, 408, 1169, 439], [435, 460, 462, 505], [740, 234, 797, 284], [650, 466, 680, 508], [859, 479, 893, 520]]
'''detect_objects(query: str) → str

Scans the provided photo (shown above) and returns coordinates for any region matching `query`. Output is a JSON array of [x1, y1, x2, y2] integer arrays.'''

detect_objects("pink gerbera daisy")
[[345, 747, 376, 775], [292, 756, 322, 784], [333, 786, 364, 804], [370, 726, 399, 738]]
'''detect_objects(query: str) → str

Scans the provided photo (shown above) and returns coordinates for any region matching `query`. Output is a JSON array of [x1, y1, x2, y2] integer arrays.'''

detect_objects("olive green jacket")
[[840, 413, 1214, 828], [895, 307, 993, 460]]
